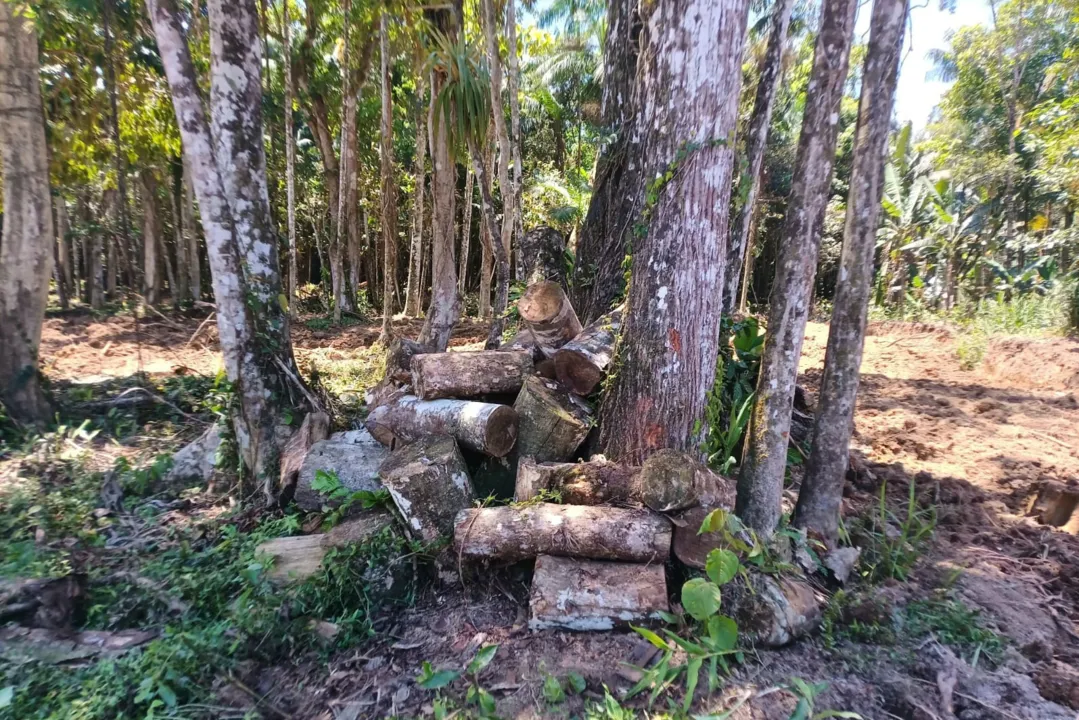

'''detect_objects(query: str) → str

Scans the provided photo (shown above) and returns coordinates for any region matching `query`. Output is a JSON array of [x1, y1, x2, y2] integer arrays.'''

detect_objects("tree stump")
[[518, 281, 582, 357], [519, 226, 566, 287], [379, 436, 475, 542], [529, 555, 669, 631], [453, 503, 671, 563], [553, 306, 622, 395], [411, 350, 533, 400], [365, 395, 518, 457], [636, 449, 736, 512], [515, 456, 639, 505], [514, 376, 592, 462]]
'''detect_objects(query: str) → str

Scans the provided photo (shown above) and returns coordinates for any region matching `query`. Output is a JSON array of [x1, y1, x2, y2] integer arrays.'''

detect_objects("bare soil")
[[33, 312, 1079, 718]]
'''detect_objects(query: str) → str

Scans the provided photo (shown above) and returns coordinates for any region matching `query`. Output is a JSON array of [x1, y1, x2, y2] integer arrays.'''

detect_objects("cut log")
[[379, 436, 475, 542], [725, 573, 822, 648], [553, 306, 623, 395], [280, 412, 330, 501], [293, 429, 390, 511], [365, 395, 518, 457], [453, 503, 671, 563], [411, 350, 533, 400], [515, 456, 639, 505], [672, 505, 727, 569], [518, 281, 582, 357], [519, 226, 566, 287], [637, 449, 736, 512], [385, 337, 433, 383], [258, 508, 397, 584], [529, 555, 669, 631], [514, 376, 592, 462]]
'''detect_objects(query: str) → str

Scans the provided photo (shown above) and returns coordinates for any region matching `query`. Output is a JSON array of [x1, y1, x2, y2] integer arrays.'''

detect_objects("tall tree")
[[182, 162, 202, 299], [333, 0, 354, 322], [736, 0, 859, 535], [0, 0, 54, 423], [102, 0, 133, 299], [378, 5, 397, 342], [569, 0, 640, 322], [597, 0, 751, 463], [458, 163, 474, 295], [283, 0, 298, 317], [504, 0, 525, 273], [418, 3, 463, 351], [794, 0, 909, 542], [723, 0, 796, 314], [147, 0, 310, 500], [141, 170, 161, 305], [404, 62, 428, 317]]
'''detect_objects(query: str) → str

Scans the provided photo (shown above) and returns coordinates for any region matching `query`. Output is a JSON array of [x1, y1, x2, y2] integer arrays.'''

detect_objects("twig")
[[187, 312, 217, 347], [134, 296, 185, 331], [273, 356, 326, 415]]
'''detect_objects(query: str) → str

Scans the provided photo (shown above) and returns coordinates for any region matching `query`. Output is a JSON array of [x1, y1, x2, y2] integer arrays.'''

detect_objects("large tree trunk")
[[378, 9, 397, 343], [569, 0, 640, 323], [736, 0, 859, 536], [282, 0, 297, 317], [0, 1, 54, 423], [418, 5, 462, 350], [140, 171, 162, 306], [405, 66, 428, 317], [597, 0, 751, 464], [793, 0, 908, 544], [365, 394, 518, 457], [723, 0, 795, 314], [480, 0, 513, 318], [149, 0, 308, 501], [477, 139, 495, 318]]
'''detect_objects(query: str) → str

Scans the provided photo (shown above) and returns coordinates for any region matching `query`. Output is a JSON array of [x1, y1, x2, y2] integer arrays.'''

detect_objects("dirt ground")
[[32, 311, 1079, 718]]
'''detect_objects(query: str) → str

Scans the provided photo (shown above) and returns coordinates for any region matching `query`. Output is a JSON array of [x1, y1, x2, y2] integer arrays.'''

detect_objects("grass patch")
[[905, 595, 1006, 667], [300, 344, 386, 401]]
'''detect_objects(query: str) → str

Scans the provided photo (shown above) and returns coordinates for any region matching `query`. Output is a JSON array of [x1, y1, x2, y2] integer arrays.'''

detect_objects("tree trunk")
[[515, 456, 639, 506], [102, 0, 133, 300], [381, 436, 475, 543], [162, 213, 178, 305], [519, 226, 567, 287], [467, 137, 511, 349], [332, 0, 354, 322], [515, 375, 592, 462], [405, 67, 428, 316], [411, 350, 533, 400], [736, 0, 858, 536], [378, 9, 397, 343], [140, 171, 161, 306], [481, 0, 514, 306], [170, 167, 189, 303], [597, 0, 751, 465], [283, 0, 297, 317], [478, 140, 495, 318], [504, 0, 525, 277], [149, 0, 308, 501], [453, 504, 672, 563], [0, 1, 54, 423], [793, 0, 907, 544], [457, 162, 473, 295], [569, 0, 641, 323], [723, 0, 795, 314], [54, 199, 71, 310], [518, 281, 582, 356], [182, 160, 202, 300], [365, 394, 518, 457], [419, 4, 462, 351]]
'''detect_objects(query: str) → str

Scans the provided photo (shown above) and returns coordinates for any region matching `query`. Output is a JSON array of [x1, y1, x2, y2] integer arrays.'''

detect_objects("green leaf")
[[467, 644, 499, 674], [477, 687, 496, 714], [683, 656, 703, 712], [156, 682, 177, 707], [565, 671, 586, 694], [681, 578, 722, 622], [417, 661, 460, 689], [706, 615, 738, 651], [706, 548, 740, 586], [631, 625, 671, 650], [542, 675, 565, 703], [699, 508, 728, 535]]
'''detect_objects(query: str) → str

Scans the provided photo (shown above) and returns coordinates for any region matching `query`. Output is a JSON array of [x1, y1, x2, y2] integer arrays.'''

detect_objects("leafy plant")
[[416, 645, 501, 719], [852, 480, 936, 583], [905, 596, 1005, 667], [702, 316, 765, 473], [310, 469, 391, 528]]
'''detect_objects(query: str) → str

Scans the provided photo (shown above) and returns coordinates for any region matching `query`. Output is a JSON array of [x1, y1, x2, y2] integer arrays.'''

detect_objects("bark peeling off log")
[[514, 376, 592, 462], [515, 456, 640, 505], [411, 350, 533, 400], [518, 281, 583, 356], [378, 436, 474, 542], [529, 555, 669, 631], [365, 395, 519, 457], [454, 503, 671, 563], [553, 306, 623, 396]]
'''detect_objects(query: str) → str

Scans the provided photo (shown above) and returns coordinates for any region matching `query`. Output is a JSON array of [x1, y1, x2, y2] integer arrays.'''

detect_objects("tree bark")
[[411, 350, 533, 400], [453, 504, 671, 563], [380, 436, 475, 543], [723, 0, 796, 314], [149, 0, 307, 500], [365, 394, 518, 457], [0, 1, 54, 423], [793, 0, 907, 544], [140, 171, 162, 305], [569, 0, 640, 323], [405, 67, 428, 316], [518, 281, 582, 356], [519, 226, 566, 287], [553, 306, 622, 395], [332, 0, 354, 322], [477, 139, 495, 318], [737, 0, 858, 535], [54, 199, 71, 310], [457, 162, 473, 295], [283, 0, 297, 317], [480, 0, 514, 312], [102, 0, 133, 300], [170, 166, 189, 303], [529, 555, 668, 631], [504, 0, 525, 276], [378, 9, 397, 342], [514, 375, 592, 462], [182, 159, 202, 299], [515, 456, 639, 506], [467, 136, 511, 349], [597, 0, 751, 464]]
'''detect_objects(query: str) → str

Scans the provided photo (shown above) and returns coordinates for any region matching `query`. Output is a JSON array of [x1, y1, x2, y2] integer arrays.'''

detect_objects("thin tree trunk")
[[736, 0, 859, 536], [378, 8, 397, 342], [723, 0, 795, 314], [405, 66, 428, 316], [333, 0, 354, 322], [793, 0, 908, 543], [149, 0, 307, 500], [458, 163, 474, 295], [106, 188, 119, 298], [480, 0, 513, 331], [171, 165, 189, 302], [504, 0, 525, 277], [598, 0, 752, 464], [283, 0, 298, 317], [569, 0, 641, 323], [102, 0, 133, 298], [141, 171, 161, 305], [162, 216, 178, 304], [0, 0, 54, 422], [419, 5, 462, 351], [54, 198, 71, 310], [478, 139, 495, 318], [468, 138, 510, 349], [182, 160, 202, 299]]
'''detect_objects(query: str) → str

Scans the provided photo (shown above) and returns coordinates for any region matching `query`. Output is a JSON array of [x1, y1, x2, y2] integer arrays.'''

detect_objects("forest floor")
[[3, 306, 1079, 719]]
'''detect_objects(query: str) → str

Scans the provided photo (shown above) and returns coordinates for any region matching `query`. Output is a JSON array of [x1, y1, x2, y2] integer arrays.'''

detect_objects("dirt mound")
[[982, 336, 1079, 391]]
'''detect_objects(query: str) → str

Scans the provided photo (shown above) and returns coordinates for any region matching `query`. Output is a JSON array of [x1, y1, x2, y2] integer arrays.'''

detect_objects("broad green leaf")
[[565, 671, 586, 694], [467, 644, 499, 674], [705, 548, 740, 586], [417, 661, 460, 689], [681, 578, 722, 622], [698, 508, 728, 535], [542, 675, 565, 703], [707, 615, 738, 651]]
